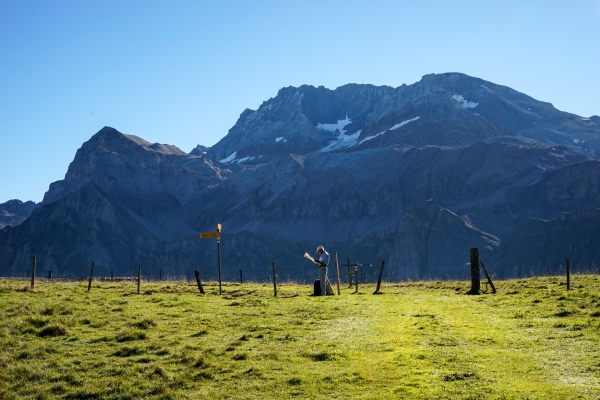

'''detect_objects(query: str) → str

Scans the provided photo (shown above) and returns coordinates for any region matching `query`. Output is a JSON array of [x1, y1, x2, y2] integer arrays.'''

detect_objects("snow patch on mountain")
[[316, 116, 352, 135], [390, 116, 421, 130], [358, 131, 386, 145], [453, 95, 478, 108], [319, 130, 361, 152], [220, 151, 237, 163]]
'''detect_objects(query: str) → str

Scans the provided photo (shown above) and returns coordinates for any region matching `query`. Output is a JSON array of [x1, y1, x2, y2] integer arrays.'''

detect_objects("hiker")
[[315, 246, 330, 296]]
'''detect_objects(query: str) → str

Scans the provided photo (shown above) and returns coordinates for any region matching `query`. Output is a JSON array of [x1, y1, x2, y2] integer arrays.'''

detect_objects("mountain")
[[0, 200, 38, 229], [190, 144, 209, 156], [1, 72, 599, 280]]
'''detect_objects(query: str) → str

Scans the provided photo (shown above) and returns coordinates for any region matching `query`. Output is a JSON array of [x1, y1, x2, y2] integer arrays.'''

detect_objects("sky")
[[1, 0, 599, 203]]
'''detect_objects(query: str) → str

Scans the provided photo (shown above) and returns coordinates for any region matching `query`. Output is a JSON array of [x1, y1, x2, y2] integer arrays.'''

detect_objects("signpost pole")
[[217, 224, 222, 295], [199, 224, 223, 295]]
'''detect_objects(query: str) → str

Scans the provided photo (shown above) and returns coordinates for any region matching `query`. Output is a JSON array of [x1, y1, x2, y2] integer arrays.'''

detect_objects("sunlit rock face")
[[1, 73, 599, 279]]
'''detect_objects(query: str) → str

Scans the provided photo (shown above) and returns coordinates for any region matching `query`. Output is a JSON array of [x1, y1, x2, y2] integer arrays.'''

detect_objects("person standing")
[[315, 246, 330, 296]]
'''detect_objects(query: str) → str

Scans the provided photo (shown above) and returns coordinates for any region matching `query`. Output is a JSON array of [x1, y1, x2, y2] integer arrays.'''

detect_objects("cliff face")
[[1, 73, 599, 280]]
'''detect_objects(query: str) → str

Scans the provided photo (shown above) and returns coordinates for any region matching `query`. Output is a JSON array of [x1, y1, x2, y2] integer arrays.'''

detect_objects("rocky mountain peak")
[[82, 126, 186, 157], [203, 73, 600, 164], [190, 144, 209, 156], [0, 199, 38, 229]]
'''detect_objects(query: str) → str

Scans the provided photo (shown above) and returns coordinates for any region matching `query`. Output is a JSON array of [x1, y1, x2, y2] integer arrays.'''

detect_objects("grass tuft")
[[305, 351, 336, 362], [113, 346, 143, 357], [443, 372, 476, 381], [115, 330, 147, 342], [193, 357, 209, 368], [287, 377, 302, 385], [232, 353, 248, 361], [38, 324, 67, 337], [555, 310, 576, 317], [131, 318, 156, 330]]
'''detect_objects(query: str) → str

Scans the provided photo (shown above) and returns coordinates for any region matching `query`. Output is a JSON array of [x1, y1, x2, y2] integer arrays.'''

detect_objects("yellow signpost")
[[198, 223, 223, 294], [199, 231, 220, 239]]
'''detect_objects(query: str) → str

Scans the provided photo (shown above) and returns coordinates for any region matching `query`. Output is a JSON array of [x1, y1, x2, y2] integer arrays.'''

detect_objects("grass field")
[[1, 275, 599, 399]]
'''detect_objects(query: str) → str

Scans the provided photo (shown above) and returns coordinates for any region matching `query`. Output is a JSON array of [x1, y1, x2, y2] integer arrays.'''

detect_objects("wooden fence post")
[[469, 248, 480, 294], [48, 270, 52, 279], [30, 255, 36, 289], [373, 260, 385, 294], [334, 253, 341, 295], [566, 259, 570, 291], [479, 260, 496, 294], [354, 265, 359, 293], [347, 258, 353, 288], [137, 266, 141, 294], [159, 268, 162, 281], [239, 269, 243, 285], [271, 262, 277, 297], [194, 270, 205, 294], [87, 262, 94, 292]]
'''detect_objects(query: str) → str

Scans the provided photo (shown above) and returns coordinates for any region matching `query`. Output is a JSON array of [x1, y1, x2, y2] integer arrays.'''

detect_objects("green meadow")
[[1, 276, 599, 399]]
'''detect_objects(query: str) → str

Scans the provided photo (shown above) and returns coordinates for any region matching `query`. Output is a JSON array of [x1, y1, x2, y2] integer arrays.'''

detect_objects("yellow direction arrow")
[[200, 231, 221, 239]]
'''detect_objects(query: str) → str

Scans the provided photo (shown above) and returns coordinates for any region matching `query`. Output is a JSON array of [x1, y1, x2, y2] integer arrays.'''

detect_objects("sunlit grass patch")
[[0, 276, 599, 399]]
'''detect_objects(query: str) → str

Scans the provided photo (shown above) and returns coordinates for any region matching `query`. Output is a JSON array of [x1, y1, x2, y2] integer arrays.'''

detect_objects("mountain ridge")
[[1, 72, 599, 279]]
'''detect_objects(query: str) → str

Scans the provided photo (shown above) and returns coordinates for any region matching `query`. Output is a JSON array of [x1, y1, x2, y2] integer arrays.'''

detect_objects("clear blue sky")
[[1, 0, 599, 203]]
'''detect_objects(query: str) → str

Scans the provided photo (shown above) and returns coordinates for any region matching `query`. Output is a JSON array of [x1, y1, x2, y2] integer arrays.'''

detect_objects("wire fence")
[[0, 258, 597, 285]]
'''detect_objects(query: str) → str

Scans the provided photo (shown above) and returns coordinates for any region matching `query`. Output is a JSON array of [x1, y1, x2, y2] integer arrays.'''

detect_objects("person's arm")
[[314, 254, 326, 266]]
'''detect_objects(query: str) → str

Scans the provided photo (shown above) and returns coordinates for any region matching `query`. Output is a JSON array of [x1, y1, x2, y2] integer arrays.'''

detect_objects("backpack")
[[314, 279, 334, 296]]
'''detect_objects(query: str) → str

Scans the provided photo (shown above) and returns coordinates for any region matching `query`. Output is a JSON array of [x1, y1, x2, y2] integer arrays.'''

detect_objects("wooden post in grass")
[[479, 260, 496, 294], [469, 248, 480, 294], [354, 265, 359, 293], [194, 270, 205, 294], [30, 255, 36, 289], [137, 266, 141, 294], [159, 268, 162, 281], [271, 262, 277, 297], [239, 269, 243, 285], [48, 270, 52, 279], [87, 262, 94, 292], [334, 253, 341, 295], [347, 258, 353, 288], [373, 260, 385, 294], [566, 259, 570, 291]]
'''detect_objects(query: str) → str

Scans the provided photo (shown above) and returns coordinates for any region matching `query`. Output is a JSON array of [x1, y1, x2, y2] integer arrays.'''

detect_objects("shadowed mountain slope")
[[1, 73, 599, 279]]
